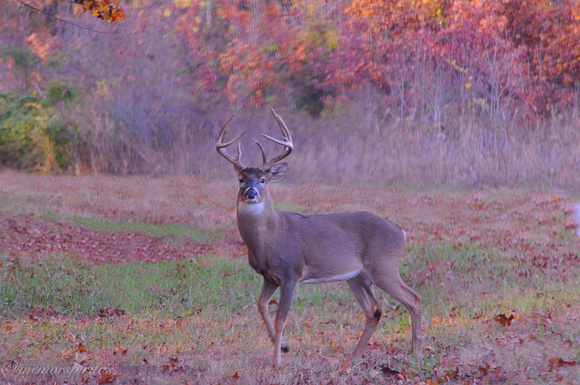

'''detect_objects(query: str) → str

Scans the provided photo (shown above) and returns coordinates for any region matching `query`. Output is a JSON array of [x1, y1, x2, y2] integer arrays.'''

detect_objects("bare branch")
[[14, 0, 121, 34]]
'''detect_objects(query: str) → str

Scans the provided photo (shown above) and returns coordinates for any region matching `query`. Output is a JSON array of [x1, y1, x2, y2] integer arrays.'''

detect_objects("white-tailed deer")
[[216, 106, 422, 365]]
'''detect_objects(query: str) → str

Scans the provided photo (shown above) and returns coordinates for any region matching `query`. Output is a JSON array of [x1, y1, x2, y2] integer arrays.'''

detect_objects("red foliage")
[[3, 0, 578, 118]]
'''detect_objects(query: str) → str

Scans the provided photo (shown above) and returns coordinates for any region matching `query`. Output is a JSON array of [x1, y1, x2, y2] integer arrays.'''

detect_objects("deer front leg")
[[257, 278, 290, 352], [272, 281, 297, 365]]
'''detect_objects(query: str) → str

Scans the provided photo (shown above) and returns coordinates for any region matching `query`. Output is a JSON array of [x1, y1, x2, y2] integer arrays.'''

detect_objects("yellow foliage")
[[174, 0, 192, 8], [30, 72, 42, 82], [97, 80, 109, 96], [475, 98, 486, 107]]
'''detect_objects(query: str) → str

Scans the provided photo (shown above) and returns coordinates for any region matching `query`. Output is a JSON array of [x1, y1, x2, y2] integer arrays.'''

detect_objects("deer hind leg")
[[347, 274, 382, 361], [257, 279, 289, 353], [373, 272, 422, 358]]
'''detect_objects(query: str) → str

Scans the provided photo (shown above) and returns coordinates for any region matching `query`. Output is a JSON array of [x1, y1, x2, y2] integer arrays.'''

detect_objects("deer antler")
[[253, 139, 268, 166], [260, 107, 293, 170], [216, 105, 246, 171]]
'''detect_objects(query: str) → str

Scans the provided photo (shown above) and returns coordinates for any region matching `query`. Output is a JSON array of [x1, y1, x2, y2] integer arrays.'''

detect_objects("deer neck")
[[236, 192, 280, 252]]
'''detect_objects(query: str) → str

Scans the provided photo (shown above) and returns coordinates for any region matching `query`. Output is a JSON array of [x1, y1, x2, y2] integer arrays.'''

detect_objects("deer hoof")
[[281, 342, 290, 353]]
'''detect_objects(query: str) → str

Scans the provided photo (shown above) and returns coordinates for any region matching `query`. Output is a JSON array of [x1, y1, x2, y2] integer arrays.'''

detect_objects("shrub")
[[0, 89, 78, 173]]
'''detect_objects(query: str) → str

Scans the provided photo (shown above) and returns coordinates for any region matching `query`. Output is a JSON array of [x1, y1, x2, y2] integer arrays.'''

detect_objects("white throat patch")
[[238, 202, 264, 216]]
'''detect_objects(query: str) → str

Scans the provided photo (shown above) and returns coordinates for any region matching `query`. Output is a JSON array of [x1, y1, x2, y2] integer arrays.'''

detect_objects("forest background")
[[1, 0, 579, 189]]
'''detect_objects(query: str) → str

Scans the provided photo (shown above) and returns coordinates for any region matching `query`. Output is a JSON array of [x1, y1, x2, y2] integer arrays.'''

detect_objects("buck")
[[216, 106, 422, 365]]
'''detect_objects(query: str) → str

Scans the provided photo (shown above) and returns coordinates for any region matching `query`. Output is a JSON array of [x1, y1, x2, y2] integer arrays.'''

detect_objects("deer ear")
[[267, 162, 287, 182], [234, 164, 244, 176]]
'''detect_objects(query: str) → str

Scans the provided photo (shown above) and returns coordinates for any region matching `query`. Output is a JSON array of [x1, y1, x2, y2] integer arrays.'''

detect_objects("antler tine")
[[216, 105, 246, 170], [266, 107, 293, 144], [252, 139, 267, 166], [236, 140, 243, 163], [261, 107, 293, 170]]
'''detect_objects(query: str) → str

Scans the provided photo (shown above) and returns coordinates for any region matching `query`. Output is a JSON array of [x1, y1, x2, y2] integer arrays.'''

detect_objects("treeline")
[[0, 0, 578, 188]]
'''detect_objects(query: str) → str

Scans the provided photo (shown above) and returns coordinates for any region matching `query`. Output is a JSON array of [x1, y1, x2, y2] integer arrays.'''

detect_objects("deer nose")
[[245, 188, 258, 200]]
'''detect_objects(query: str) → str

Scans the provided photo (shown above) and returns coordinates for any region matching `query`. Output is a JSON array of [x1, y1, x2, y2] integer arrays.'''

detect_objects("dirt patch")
[[0, 214, 211, 264]]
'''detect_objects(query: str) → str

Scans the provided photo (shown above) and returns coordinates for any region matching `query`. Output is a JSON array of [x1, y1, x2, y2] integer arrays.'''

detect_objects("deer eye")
[[239, 178, 244, 184], [260, 178, 266, 184]]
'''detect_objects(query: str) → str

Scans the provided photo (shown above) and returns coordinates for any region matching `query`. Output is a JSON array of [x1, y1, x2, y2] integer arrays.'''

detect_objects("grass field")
[[1, 170, 579, 384]]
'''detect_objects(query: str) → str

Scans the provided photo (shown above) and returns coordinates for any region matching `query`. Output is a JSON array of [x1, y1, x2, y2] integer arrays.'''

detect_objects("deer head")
[[216, 106, 293, 206]]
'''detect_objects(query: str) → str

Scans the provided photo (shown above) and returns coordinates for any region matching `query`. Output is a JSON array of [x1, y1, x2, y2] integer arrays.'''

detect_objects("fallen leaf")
[[479, 363, 491, 375], [549, 358, 576, 369], [442, 367, 459, 380], [98, 371, 119, 384], [494, 313, 515, 326], [449, 306, 458, 318], [114, 343, 127, 356], [64, 331, 76, 343], [98, 307, 126, 317], [77, 343, 88, 353], [379, 364, 399, 376]]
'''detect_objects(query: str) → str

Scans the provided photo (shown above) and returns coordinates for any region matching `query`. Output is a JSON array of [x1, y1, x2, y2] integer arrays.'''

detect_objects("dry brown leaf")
[[494, 313, 515, 327], [98, 371, 119, 384], [549, 357, 577, 369]]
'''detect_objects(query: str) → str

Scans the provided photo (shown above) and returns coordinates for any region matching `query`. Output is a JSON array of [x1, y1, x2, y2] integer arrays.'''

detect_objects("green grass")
[[0, 257, 105, 316], [43, 210, 221, 243], [0, 254, 259, 318], [0, 254, 380, 321], [95, 256, 261, 315]]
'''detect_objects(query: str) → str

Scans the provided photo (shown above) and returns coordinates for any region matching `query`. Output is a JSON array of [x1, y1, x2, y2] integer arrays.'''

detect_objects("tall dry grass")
[[280, 106, 580, 189], [134, 99, 576, 191], [71, 97, 580, 191]]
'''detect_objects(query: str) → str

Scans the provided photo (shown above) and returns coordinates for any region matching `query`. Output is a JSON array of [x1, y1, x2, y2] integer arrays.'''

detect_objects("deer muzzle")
[[244, 187, 259, 202]]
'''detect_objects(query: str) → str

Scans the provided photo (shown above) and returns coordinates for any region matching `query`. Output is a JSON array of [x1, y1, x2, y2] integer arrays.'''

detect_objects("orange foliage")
[[26, 33, 52, 62], [73, 0, 125, 23]]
